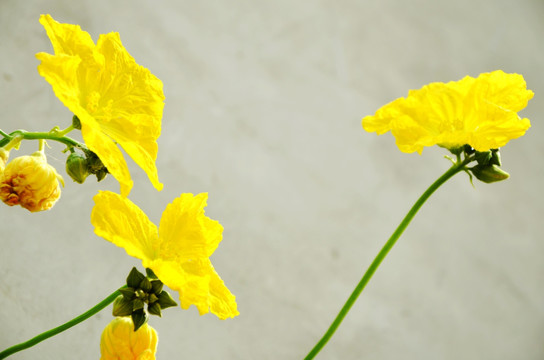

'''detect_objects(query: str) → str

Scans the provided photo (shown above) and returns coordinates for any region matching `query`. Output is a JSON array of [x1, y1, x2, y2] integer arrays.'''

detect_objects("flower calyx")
[[469, 148, 510, 183], [113, 267, 178, 331], [65, 149, 109, 184]]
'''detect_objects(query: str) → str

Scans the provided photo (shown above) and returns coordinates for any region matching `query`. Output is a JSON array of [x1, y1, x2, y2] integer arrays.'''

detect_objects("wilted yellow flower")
[[36, 14, 164, 197], [362, 70, 533, 154], [0, 151, 64, 212], [100, 317, 158, 360], [91, 191, 239, 319]]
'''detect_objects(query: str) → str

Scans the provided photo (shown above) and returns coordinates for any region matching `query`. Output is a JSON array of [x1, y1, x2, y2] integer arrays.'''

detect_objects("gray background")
[[1, 0, 543, 359]]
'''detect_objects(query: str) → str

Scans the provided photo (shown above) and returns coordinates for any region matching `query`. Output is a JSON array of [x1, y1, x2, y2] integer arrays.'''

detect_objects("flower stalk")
[[0, 129, 86, 150], [0, 287, 124, 359], [303, 154, 474, 360]]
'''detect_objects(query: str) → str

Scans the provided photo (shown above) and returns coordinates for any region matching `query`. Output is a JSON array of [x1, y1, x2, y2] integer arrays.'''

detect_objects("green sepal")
[[131, 309, 148, 332], [490, 149, 502, 166], [158, 290, 178, 309], [447, 146, 464, 156], [65, 152, 89, 184], [112, 295, 133, 317], [84, 151, 104, 173], [151, 280, 163, 295], [146, 268, 158, 280], [463, 145, 475, 155], [95, 168, 108, 182], [119, 287, 136, 300], [474, 150, 492, 166], [140, 277, 153, 293], [127, 267, 146, 289], [83, 150, 109, 181], [72, 115, 81, 130], [148, 302, 162, 317], [470, 164, 510, 183]]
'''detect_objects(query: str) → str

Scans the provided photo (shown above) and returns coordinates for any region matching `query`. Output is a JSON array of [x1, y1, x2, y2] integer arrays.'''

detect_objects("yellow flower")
[[36, 14, 164, 197], [100, 317, 158, 360], [362, 70, 534, 154], [91, 191, 239, 319], [0, 151, 64, 212]]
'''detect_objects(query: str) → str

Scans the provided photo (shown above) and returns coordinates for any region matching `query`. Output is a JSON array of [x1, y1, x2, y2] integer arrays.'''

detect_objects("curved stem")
[[0, 287, 123, 359], [18, 130, 85, 149], [303, 156, 473, 359]]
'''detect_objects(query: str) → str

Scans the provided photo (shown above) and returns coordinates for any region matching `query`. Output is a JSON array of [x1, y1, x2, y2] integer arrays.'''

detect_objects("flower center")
[[85, 91, 101, 114], [438, 117, 465, 133]]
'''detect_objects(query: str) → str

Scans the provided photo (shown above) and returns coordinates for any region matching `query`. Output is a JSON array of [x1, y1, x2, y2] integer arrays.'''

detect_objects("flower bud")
[[65, 152, 89, 184], [112, 295, 134, 317], [100, 317, 158, 360], [148, 302, 162, 317], [470, 164, 510, 183], [0, 151, 64, 212]]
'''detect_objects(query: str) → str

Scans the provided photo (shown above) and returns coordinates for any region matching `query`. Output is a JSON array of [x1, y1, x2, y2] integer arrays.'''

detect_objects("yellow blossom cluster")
[[0, 14, 240, 358]]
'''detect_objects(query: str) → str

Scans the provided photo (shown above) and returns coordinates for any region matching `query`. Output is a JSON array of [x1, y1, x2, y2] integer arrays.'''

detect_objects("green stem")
[[55, 125, 76, 137], [303, 156, 473, 360], [0, 129, 86, 150], [0, 287, 123, 359]]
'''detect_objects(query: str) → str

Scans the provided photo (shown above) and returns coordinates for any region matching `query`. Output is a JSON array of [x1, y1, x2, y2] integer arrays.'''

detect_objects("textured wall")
[[1, 1, 543, 359]]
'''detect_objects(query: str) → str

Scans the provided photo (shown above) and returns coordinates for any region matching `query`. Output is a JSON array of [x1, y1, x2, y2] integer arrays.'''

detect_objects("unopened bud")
[[0, 151, 64, 212], [470, 164, 510, 183], [157, 290, 178, 310], [65, 152, 89, 184], [126, 267, 146, 289], [148, 302, 162, 317], [112, 295, 133, 317], [100, 317, 157, 358]]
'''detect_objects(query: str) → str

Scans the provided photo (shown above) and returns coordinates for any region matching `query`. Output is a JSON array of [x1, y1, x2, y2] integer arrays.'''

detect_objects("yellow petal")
[[92, 32, 164, 192], [91, 191, 158, 262], [147, 258, 239, 319], [158, 193, 223, 260], [81, 119, 133, 197], [38, 14, 95, 58]]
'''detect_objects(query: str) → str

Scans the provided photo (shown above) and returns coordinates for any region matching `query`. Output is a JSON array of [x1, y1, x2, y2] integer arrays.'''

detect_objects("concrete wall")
[[1, 0, 543, 359]]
